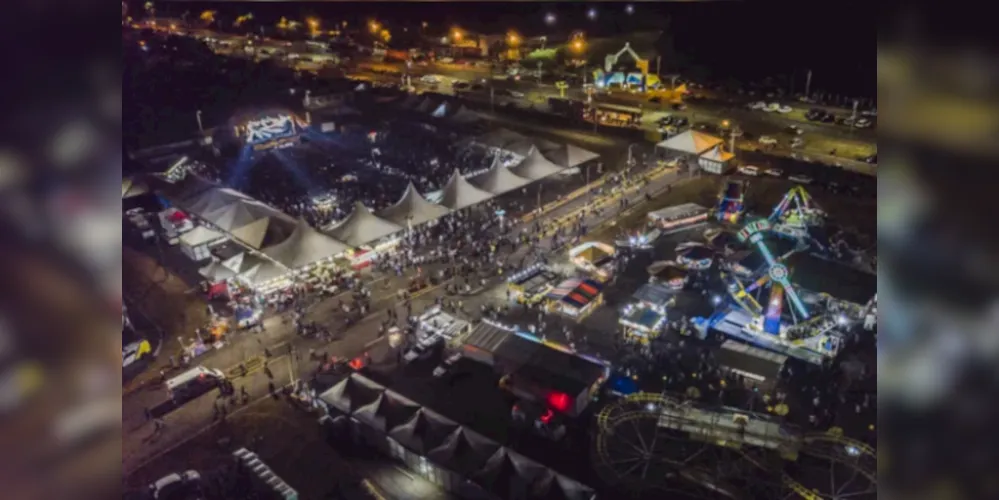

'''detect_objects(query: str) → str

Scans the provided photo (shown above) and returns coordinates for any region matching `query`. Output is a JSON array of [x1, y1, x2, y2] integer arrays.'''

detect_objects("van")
[[165, 366, 226, 402]]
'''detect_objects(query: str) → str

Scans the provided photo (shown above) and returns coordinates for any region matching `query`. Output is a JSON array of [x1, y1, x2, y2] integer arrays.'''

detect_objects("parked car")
[[648, 96, 662, 103], [149, 471, 201, 500], [777, 104, 793, 113], [863, 154, 877, 164], [786, 125, 804, 135], [764, 102, 781, 112], [671, 102, 687, 111], [789, 174, 814, 184], [433, 352, 463, 377], [737, 165, 760, 176], [854, 117, 873, 128], [763, 167, 783, 177], [748, 101, 767, 110], [791, 137, 805, 148], [758, 136, 778, 146]]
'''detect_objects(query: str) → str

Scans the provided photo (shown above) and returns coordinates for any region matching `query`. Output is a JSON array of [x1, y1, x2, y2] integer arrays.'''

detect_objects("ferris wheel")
[[593, 393, 877, 499]]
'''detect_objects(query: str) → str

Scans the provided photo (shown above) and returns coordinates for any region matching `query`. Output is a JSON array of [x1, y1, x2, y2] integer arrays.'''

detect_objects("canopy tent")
[[318, 373, 386, 415], [470, 161, 533, 195], [325, 201, 404, 247], [701, 145, 735, 163], [387, 407, 460, 456], [448, 106, 483, 124], [400, 94, 423, 109], [182, 186, 255, 216], [352, 392, 423, 433], [415, 98, 439, 114], [542, 143, 600, 168], [376, 182, 451, 227], [260, 218, 351, 269], [199, 251, 269, 282], [430, 102, 450, 118], [509, 148, 565, 181], [156, 173, 217, 203], [201, 199, 291, 232], [179, 225, 224, 248], [439, 169, 495, 210], [122, 177, 150, 199], [474, 128, 534, 156], [546, 278, 605, 311], [229, 215, 299, 250], [655, 130, 724, 156]]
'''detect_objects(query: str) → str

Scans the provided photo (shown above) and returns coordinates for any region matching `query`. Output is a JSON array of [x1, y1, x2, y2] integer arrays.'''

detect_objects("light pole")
[[627, 143, 638, 169], [196, 110, 203, 133]]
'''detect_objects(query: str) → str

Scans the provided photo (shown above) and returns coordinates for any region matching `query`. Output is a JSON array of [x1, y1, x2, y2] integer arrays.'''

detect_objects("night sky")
[[146, 1, 874, 98]]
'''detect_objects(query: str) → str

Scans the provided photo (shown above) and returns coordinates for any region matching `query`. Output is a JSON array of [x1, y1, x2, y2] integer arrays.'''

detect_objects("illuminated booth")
[[619, 283, 675, 342], [646, 260, 690, 290], [505, 264, 560, 305], [675, 243, 716, 271], [569, 241, 617, 282], [646, 203, 710, 234], [545, 278, 605, 320]]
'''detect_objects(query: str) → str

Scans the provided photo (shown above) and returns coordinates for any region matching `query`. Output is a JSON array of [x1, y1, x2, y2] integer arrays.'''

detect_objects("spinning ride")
[[769, 186, 826, 244], [593, 392, 877, 500]]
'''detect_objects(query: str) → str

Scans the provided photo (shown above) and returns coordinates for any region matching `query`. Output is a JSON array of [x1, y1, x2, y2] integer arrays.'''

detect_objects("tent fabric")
[[509, 148, 565, 181], [353, 392, 422, 433], [532, 472, 598, 500], [318, 375, 386, 415], [475, 128, 534, 156], [182, 186, 255, 215], [701, 145, 735, 162], [376, 182, 450, 227], [201, 199, 290, 232], [439, 170, 495, 210], [229, 216, 299, 250], [448, 106, 482, 124], [415, 98, 438, 113], [122, 177, 150, 199], [388, 408, 460, 455], [427, 427, 501, 477], [260, 219, 351, 269], [326, 201, 404, 247], [656, 130, 724, 156], [470, 162, 533, 195], [546, 278, 604, 308], [542, 143, 600, 168], [179, 225, 224, 247]]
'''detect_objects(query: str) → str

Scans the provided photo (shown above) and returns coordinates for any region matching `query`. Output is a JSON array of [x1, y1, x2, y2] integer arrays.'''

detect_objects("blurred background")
[[0, 1, 995, 499]]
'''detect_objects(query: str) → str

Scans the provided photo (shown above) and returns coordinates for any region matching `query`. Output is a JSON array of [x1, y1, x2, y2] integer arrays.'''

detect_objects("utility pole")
[[804, 69, 812, 98], [490, 86, 495, 112], [671, 75, 678, 92], [537, 61, 543, 83], [656, 56, 661, 77], [196, 110, 204, 133], [536, 184, 542, 213]]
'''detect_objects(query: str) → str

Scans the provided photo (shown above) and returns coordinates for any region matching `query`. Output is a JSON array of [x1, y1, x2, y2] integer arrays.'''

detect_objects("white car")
[[791, 137, 805, 148], [150, 471, 201, 499], [764, 167, 783, 177], [433, 352, 463, 377], [758, 136, 778, 146], [777, 105, 793, 114], [764, 102, 781, 112], [737, 165, 760, 176], [509, 90, 526, 98], [748, 101, 766, 110], [854, 117, 873, 129], [789, 174, 813, 184], [419, 74, 442, 83]]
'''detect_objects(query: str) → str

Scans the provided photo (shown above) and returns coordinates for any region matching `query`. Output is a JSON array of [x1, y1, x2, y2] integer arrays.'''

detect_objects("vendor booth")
[[646, 260, 690, 289], [179, 225, 226, 262], [569, 241, 617, 282], [676, 244, 716, 271], [506, 264, 560, 305], [545, 278, 605, 320], [619, 283, 676, 342]]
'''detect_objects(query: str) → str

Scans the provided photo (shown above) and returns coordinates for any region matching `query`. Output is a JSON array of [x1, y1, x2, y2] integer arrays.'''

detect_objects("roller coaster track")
[[594, 393, 877, 500]]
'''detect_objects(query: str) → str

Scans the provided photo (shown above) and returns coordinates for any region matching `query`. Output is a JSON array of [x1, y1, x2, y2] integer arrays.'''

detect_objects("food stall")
[[545, 278, 605, 321], [569, 241, 617, 282], [675, 243, 716, 271], [646, 203, 710, 234], [619, 283, 675, 342], [506, 264, 560, 305], [646, 260, 690, 290]]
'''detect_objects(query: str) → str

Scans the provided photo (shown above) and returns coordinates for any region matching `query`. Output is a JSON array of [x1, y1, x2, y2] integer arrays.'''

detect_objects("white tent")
[[229, 215, 299, 250], [201, 199, 290, 232], [439, 169, 495, 210], [508, 148, 565, 180], [325, 201, 404, 246], [542, 143, 601, 168], [261, 218, 351, 269], [470, 161, 532, 195], [122, 177, 150, 199], [474, 128, 534, 156], [431, 102, 449, 118], [179, 225, 224, 248], [376, 182, 450, 227], [416, 98, 438, 113], [655, 130, 724, 156], [448, 106, 483, 124]]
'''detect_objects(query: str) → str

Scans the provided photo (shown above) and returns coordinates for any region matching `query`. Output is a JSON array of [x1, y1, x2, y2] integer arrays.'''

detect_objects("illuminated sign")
[[736, 219, 772, 243], [238, 114, 306, 145]]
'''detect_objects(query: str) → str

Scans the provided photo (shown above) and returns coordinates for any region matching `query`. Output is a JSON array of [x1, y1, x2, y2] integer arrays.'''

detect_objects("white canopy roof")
[[415, 98, 438, 113], [439, 170, 495, 210], [701, 145, 735, 162], [470, 161, 532, 195], [376, 182, 450, 227], [201, 199, 290, 232], [656, 130, 724, 156], [542, 143, 600, 168], [508, 148, 565, 180], [179, 225, 224, 247], [325, 201, 404, 246], [229, 216, 299, 250], [448, 106, 482, 124], [474, 128, 534, 156], [182, 186, 254, 215], [261, 218, 351, 269]]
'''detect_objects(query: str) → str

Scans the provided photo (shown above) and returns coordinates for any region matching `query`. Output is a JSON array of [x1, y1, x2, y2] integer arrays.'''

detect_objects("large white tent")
[[508, 148, 565, 180], [542, 143, 601, 168], [655, 130, 724, 156], [261, 218, 351, 269], [325, 201, 405, 247], [474, 128, 534, 156], [448, 106, 483, 125], [376, 182, 450, 227], [201, 198, 291, 232], [229, 215, 299, 250], [439, 169, 495, 210], [469, 161, 532, 195], [182, 186, 255, 215]]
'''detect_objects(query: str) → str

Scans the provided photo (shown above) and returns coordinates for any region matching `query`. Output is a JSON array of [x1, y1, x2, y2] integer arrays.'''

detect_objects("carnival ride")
[[593, 392, 877, 500], [716, 179, 747, 224], [593, 43, 656, 91], [769, 186, 826, 246]]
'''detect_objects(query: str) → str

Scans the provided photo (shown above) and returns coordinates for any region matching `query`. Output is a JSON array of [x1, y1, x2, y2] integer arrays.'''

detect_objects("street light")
[[587, 7, 598, 20], [507, 31, 520, 46], [452, 28, 463, 41], [369, 20, 380, 33], [625, 4, 635, 15], [545, 12, 557, 25], [572, 38, 586, 53]]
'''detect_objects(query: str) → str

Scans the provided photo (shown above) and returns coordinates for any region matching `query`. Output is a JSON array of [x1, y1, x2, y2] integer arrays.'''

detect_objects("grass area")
[[805, 135, 876, 158], [589, 175, 876, 241]]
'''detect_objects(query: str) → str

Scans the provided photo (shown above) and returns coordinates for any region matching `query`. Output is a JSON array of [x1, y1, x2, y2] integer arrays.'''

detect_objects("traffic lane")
[[737, 150, 876, 195]]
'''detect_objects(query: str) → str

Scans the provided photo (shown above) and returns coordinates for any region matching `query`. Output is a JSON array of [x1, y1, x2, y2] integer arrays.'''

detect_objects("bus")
[[587, 102, 644, 128], [165, 366, 226, 404]]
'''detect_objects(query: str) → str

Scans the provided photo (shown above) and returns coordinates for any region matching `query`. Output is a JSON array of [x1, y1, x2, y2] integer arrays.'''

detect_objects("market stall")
[[545, 278, 605, 320], [646, 203, 710, 234], [569, 241, 617, 282], [619, 283, 675, 342], [646, 260, 690, 289]]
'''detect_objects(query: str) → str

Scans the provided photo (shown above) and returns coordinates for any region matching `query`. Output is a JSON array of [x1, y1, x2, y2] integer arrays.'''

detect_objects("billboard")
[[233, 113, 308, 151]]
